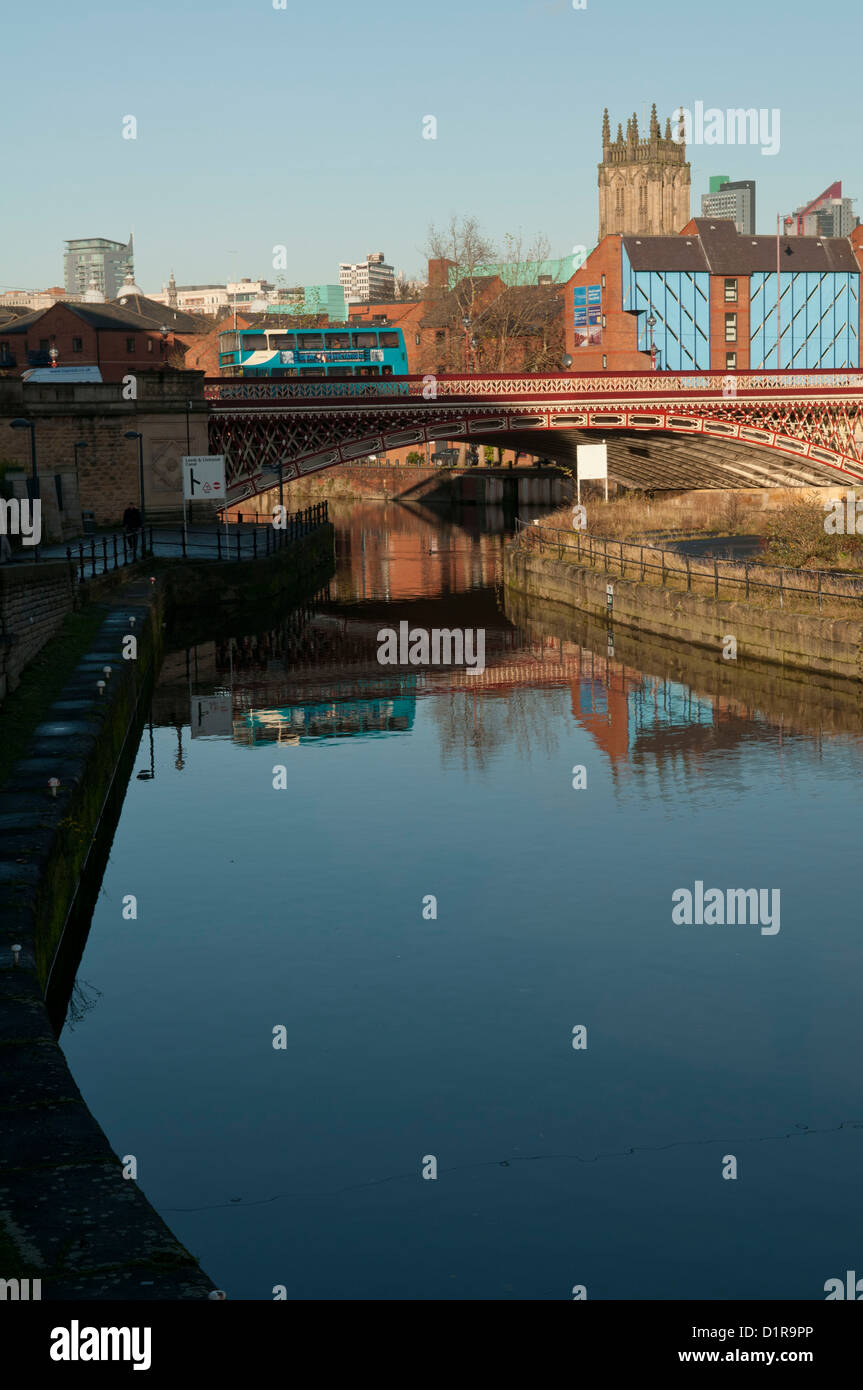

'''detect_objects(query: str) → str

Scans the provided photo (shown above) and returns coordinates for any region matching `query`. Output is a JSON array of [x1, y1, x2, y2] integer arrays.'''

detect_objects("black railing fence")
[[66, 503, 328, 582], [513, 517, 863, 613]]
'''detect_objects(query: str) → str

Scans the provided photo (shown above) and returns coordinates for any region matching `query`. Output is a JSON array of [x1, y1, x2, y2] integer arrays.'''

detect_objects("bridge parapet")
[[204, 370, 863, 404]]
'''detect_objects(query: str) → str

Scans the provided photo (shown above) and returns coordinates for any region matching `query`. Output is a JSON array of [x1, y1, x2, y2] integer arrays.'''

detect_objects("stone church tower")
[[598, 105, 690, 240]]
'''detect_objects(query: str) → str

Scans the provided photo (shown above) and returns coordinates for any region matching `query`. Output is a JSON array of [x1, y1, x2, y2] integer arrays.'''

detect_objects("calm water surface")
[[61, 499, 863, 1300]]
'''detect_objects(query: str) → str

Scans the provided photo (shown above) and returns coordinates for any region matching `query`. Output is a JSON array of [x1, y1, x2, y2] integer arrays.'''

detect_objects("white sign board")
[[191, 695, 232, 738], [576, 443, 608, 480], [182, 455, 226, 501]]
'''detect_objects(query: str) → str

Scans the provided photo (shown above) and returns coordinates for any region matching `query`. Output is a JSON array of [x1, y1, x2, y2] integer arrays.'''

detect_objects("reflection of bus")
[[218, 326, 408, 379]]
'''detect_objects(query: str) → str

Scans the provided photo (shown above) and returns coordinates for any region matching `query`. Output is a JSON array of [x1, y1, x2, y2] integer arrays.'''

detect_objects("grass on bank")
[[0, 605, 107, 788], [525, 498, 863, 619]]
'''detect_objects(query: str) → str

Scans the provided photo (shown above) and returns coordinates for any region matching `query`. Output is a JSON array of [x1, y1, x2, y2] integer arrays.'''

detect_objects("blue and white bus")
[[218, 325, 408, 379]]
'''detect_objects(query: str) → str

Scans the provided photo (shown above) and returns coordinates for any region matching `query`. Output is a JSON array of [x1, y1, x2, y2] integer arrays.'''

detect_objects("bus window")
[[382, 365, 393, 376], [298, 333, 324, 350], [353, 333, 377, 348], [379, 331, 400, 348], [241, 333, 268, 350], [325, 332, 351, 349], [270, 335, 296, 349], [327, 365, 354, 377], [219, 332, 241, 352], [357, 365, 380, 376]]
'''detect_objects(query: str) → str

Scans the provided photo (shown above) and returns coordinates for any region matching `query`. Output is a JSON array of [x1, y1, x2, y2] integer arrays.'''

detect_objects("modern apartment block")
[[563, 218, 862, 372], [63, 235, 134, 300], [700, 177, 756, 235], [784, 182, 858, 239], [338, 252, 395, 303]]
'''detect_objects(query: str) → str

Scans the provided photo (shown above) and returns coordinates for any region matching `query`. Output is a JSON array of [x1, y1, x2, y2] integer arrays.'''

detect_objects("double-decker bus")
[[218, 325, 408, 379]]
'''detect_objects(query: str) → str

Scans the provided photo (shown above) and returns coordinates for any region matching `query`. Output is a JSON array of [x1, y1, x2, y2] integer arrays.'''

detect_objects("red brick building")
[[0, 302, 195, 382]]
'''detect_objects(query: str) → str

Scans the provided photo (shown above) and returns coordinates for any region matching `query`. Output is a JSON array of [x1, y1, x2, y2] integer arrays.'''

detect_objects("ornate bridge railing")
[[203, 370, 863, 404]]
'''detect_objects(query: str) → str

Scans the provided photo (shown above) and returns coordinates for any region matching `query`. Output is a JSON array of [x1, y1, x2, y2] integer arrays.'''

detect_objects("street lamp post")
[[73, 441, 88, 529], [9, 418, 39, 562], [123, 430, 147, 551], [49, 346, 59, 369], [647, 313, 657, 369], [461, 315, 472, 373]]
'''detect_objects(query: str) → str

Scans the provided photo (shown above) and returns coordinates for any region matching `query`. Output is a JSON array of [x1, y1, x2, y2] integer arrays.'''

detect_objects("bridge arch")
[[204, 372, 863, 501]]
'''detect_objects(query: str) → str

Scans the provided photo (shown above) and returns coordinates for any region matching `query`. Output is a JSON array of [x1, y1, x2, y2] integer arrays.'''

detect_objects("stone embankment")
[[504, 540, 863, 681]]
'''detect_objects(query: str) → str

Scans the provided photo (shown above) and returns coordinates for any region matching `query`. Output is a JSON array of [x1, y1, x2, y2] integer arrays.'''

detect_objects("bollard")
[[48, 778, 60, 797]]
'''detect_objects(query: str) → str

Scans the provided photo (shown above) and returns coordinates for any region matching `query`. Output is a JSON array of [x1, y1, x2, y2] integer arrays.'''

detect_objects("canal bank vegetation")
[[541, 492, 753, 540], [516, 520, 863, 620]]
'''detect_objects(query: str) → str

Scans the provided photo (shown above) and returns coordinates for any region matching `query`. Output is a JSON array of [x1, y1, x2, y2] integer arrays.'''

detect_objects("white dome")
[[82, 277, 105, 303], [116, 271, 145, 301]]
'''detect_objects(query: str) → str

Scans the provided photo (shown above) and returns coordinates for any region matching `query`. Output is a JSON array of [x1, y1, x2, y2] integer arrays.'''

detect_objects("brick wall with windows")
[[710, 273, 750, 370], [0, 304, 187, 382]]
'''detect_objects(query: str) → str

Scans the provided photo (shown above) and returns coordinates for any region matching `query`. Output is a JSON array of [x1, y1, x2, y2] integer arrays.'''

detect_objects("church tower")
[[598, 104, 690, 240]]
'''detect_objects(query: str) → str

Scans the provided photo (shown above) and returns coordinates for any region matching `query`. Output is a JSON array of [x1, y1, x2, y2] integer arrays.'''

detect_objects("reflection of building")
[[237, 697, 415, 744]]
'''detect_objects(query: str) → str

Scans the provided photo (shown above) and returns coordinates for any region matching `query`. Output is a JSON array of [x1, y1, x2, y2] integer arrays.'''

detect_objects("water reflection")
[[58, 496, 863, 1302]]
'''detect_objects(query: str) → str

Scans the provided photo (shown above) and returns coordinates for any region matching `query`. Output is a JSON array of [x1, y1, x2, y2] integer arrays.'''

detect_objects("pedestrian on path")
[[123, 502, 143, 561]]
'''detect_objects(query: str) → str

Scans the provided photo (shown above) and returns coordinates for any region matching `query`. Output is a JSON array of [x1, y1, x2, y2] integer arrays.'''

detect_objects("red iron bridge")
[[203, 370, 863, 502]]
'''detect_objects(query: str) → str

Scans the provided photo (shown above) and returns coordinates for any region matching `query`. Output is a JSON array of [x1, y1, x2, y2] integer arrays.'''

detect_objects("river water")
[[60, 499, 863, 1301]]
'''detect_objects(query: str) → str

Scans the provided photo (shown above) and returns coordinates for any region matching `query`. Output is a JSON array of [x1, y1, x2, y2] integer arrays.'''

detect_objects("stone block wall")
[[0, 561, 75, 703]]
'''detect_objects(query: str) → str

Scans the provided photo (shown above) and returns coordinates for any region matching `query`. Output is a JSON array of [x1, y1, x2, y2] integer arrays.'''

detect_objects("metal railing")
[[513, 517, 863, 613], [65, 503, 328, 582], [203, 368, 863, 403]]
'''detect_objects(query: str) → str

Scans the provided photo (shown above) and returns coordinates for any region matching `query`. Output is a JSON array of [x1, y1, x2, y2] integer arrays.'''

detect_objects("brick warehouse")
[[0, 301, 195, 383]]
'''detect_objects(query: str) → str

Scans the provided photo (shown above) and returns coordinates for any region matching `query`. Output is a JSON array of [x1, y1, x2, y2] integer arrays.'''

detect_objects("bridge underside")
[[208, 398, 863, 502]]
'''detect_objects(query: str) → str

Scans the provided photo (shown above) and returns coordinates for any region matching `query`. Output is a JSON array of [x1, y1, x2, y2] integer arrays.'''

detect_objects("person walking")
[[123, 502, 143, 561]]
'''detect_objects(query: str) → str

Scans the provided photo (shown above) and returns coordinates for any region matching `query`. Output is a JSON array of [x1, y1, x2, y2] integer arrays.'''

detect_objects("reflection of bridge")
[[205, 370, 863, 499]]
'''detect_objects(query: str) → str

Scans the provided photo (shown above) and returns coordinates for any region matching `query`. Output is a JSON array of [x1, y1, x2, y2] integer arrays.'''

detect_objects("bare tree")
[[421, 218, 565, 374], [394, 272, 423, 302]]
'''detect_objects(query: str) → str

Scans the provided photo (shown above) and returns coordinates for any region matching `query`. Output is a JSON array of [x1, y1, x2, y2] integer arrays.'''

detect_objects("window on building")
[[724, 278, 738, 303], [126, 337, 135, 352], [601, 274, 606, 289], [725, 352, 737, 369], [415, 334, 421, 346], [72, 336, 83, 352], [724, 314, 737, 343], [602, 355, 608, 369], [435, 330, 446, 343], [39, 338, 49, 351]]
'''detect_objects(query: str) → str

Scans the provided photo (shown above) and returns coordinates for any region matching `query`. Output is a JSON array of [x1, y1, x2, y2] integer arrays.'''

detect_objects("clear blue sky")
[[4, 0, 858, 292]]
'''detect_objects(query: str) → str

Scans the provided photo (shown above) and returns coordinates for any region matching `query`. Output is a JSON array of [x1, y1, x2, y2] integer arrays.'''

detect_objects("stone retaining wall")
[[0, 562, 75, 704], [504, 545, 863, 680]]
